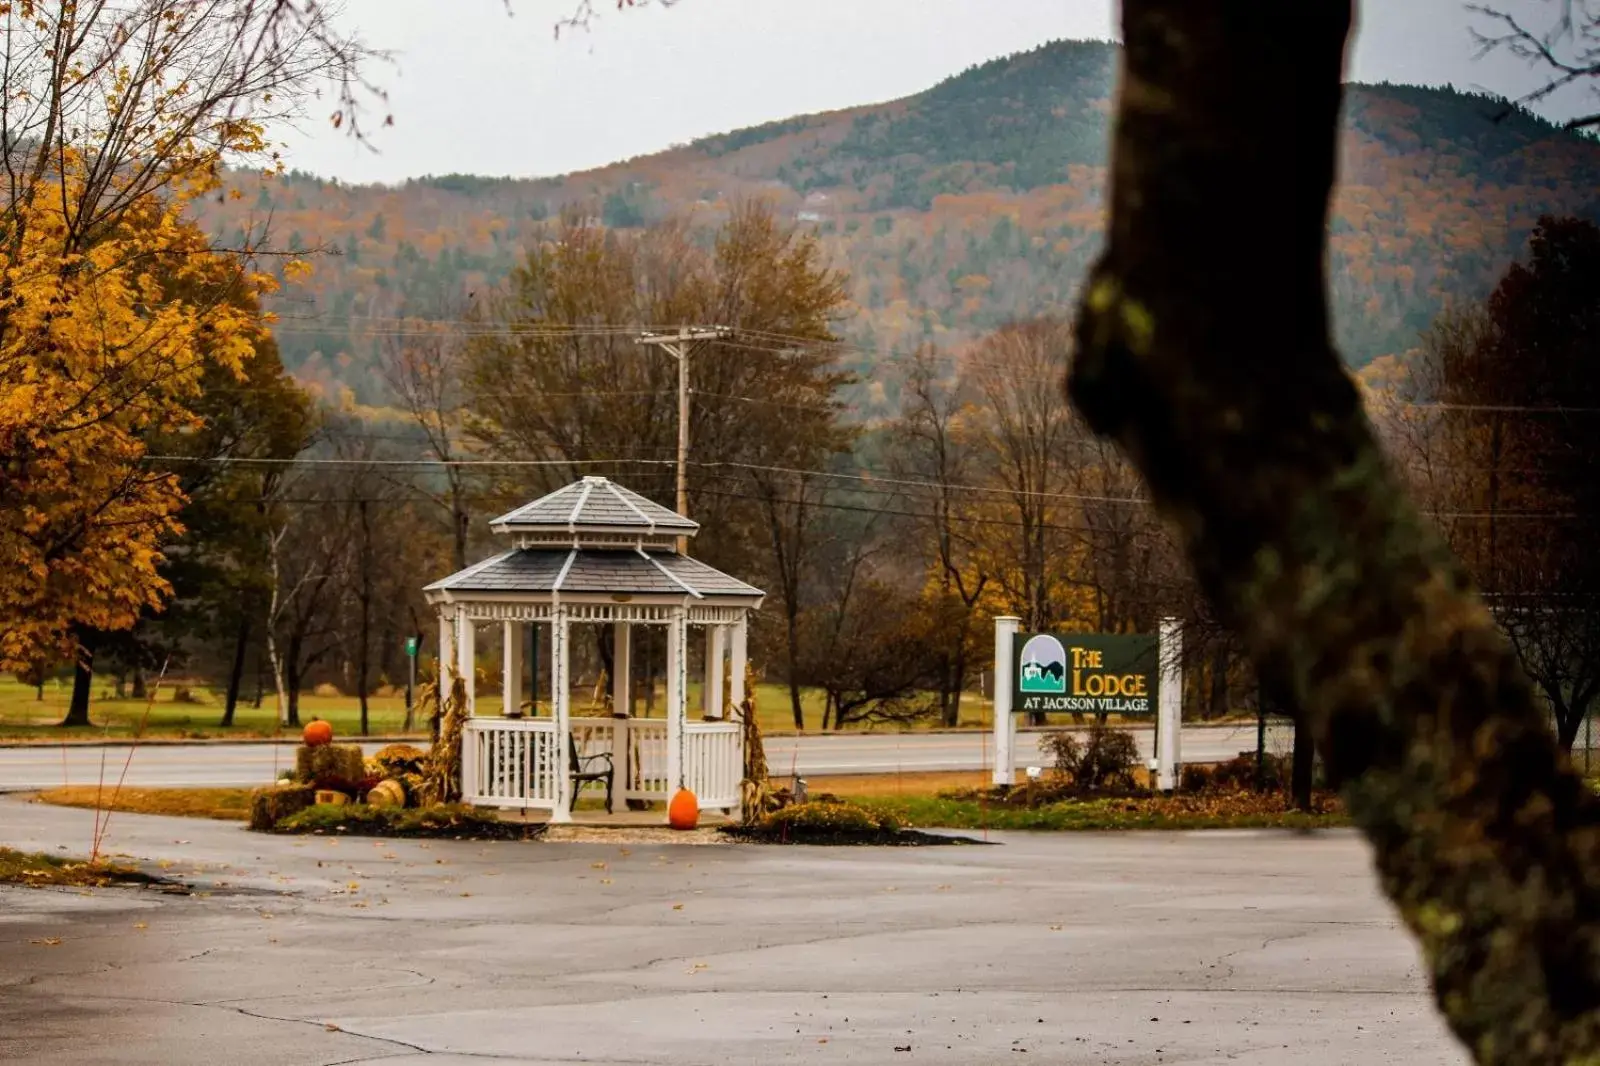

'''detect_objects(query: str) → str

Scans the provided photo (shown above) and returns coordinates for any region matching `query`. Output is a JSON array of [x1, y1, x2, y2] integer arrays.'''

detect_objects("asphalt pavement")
[[0, 723, 1290, 791], [0, 796, 1463, 1065]]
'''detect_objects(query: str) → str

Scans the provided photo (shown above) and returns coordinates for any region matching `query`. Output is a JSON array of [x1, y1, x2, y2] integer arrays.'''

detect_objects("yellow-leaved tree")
[[0, 1, 360, 680]]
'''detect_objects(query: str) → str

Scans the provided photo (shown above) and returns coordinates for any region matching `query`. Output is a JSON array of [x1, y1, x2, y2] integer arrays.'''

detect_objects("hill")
[[201, 40, 1600, 404]]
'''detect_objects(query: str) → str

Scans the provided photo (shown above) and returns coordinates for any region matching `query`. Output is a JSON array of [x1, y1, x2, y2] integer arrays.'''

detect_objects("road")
[[0, 722, 1288, 791], [0, 797, 1461, 1065]]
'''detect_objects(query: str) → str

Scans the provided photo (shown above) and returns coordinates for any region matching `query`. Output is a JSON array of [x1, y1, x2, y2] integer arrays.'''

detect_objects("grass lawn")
[[0, 676, 997, 742], [848, 791, 1349, 832], [33, 786, 255, 821]]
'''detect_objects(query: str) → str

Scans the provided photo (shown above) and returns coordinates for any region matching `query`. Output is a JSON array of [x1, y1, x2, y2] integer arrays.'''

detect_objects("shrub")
[[273, 802, 527, 838], [1043, 724, 1140, 791], [760, 798, 902, 836]]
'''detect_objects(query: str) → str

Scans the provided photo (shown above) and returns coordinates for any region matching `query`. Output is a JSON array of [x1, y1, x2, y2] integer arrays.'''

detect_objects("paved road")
[[0, 797, 1462, 1065], [0, 724, 1289, 791]]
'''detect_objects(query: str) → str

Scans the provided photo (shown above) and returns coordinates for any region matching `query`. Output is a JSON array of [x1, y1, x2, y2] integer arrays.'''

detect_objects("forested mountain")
[[200, 39, 1600, 405]]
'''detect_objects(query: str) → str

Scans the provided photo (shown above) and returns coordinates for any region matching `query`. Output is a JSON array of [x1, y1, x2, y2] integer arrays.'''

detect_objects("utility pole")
[[637, 326, 730, 554]]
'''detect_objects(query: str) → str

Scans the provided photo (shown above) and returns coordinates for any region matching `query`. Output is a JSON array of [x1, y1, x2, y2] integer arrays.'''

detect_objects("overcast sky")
[[279, 0, 1592, 185]]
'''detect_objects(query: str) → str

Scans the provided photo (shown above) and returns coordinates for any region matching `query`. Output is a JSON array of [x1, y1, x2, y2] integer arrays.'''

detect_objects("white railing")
[[461, 717, 559, 810], [460, 715, 742, 814], [623, 719, 671, 802], [685, 720, 742, 809]]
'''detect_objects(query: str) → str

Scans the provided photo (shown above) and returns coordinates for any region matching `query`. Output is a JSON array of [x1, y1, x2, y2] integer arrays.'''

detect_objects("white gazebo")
[[424, 476, 764, 823]]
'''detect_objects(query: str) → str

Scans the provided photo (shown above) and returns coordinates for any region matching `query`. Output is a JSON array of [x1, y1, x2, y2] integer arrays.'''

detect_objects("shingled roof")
[[424, 548, 763, 600], [489, 476, 698, 537]]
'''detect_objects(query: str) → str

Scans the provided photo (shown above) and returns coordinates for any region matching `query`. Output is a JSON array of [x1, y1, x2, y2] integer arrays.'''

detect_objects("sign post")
[[1156, 618, 1183, 792], [992, 617, 1020, 788], [404, 635, 419, 731]]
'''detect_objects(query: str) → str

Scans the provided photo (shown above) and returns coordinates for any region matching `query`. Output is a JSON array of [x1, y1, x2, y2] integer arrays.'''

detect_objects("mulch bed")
[[719, 826, 984, 846]]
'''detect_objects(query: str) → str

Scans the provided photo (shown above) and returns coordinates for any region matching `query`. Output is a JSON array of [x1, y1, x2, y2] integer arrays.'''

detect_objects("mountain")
[[201, 40, 1600, 405]]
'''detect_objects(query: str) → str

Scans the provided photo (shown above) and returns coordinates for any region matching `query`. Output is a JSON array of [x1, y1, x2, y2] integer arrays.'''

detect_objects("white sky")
[[278, 0, 1593, 185]]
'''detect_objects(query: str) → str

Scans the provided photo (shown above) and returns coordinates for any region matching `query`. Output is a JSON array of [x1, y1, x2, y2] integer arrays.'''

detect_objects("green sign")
[[404, 636, 419, 657], [1014, 632, 1159, 715]]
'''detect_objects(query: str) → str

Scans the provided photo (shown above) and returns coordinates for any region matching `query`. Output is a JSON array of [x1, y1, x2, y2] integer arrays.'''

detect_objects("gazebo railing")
[[461, 715, 742, 813], [684, 720, 742, 809], [461, 717, 560, 809]]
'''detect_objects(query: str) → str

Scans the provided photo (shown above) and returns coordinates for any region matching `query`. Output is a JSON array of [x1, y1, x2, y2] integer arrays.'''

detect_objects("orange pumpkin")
[[302, 719, 334, 747], [667, 788, 699, 830]]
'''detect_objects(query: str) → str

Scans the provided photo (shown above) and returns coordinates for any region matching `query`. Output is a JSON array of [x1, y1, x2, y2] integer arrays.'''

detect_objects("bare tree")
[[381, 313, 475, 571]]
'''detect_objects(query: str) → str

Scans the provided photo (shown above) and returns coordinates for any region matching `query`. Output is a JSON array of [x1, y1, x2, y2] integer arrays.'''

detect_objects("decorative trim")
[[640, 547, 702, 599], [551, 548, 579, 593]]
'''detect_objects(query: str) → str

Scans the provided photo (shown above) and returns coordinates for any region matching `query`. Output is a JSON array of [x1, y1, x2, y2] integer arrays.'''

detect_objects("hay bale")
[[314, 789, 350, 806], [294, 742, 365, 787], [249, 784, 316, 831], [367, 779, 406, 808], [371, 743, 427, 778]]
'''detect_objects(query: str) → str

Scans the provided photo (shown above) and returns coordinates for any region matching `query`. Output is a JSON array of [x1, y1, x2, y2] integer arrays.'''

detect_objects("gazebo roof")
[[425, 547, 763, 601], [490, 476, 698, 539]]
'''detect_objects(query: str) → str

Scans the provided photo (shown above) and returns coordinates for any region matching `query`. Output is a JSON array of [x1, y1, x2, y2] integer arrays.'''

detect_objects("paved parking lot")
[[0, 798, 1465, 1065]]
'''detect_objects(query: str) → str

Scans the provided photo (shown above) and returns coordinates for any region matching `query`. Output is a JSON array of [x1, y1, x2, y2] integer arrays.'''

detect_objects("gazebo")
[[423, 476, 765, 823]]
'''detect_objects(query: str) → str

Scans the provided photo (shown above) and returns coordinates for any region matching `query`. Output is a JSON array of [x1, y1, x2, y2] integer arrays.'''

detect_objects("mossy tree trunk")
[[1068, 3, 1600, 1062]]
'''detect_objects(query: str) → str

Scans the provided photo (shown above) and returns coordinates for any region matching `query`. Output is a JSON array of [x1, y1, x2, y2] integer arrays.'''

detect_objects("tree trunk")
[[113, 670, 127, 700], [221, 617, 250, 727], [357, 500, 373, 737], [1291, 716, 1315, 812], [946, 629, 969, 729], [1207, 641, 1229, 720], [130, 668, 146, 701], [61, 641, 94, 727], [284, 642, 303, 728], [785, 612, 805, 731], [1068, 4, 1600, 1060]]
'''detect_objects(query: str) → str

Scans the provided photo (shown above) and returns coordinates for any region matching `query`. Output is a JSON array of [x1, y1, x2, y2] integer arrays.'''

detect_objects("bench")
[[568, 739, 614, 811]]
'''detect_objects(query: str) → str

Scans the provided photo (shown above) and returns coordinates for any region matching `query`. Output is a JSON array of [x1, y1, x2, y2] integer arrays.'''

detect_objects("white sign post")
[[1156, 617, 1184, 792], [992, 616, 1020, 788]]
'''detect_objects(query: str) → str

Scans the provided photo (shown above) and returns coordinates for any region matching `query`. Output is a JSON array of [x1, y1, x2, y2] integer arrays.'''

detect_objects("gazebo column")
[[611, 621, 631, 814], [502, 620, 523, 717], [730, 616, 748, 712], [666, 606, 689, 807], [455, 609, 475, 714], [551, 605, 572, 823], [704, 625, 726, 720], [437, 608, 456, 685]]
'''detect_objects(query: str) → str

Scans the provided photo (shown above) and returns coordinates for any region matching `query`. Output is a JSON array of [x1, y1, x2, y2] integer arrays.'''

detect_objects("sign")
[[404, 636, 419, 658], [1014, 632, 1159, 715]]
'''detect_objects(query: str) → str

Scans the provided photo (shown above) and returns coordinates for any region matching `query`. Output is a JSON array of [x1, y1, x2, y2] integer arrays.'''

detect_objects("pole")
[[637, 326, 730, 555], [1157, 617, 1182, 792], [677, 346, 689, 553], [406, 639, 416, 730], [992, 616, 1020, 788], [1255, 681, 1268, 790]]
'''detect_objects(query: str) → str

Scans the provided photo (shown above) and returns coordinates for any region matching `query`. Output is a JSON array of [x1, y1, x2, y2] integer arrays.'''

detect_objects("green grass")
[[0, 676, 993, 741], [846, 792, 1350, 832]]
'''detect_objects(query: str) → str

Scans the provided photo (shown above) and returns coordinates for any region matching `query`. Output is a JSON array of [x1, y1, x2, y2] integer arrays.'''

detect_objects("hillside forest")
[[4, 20, 1598, 745]]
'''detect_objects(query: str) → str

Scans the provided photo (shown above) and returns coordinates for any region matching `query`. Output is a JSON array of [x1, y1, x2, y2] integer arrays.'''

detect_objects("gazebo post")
[[730, 617, 748, 711], [704, 625, 726, 719], [551, 605, 572, 823], [437, 608, 456, 686], [502, 620, 523, 717], [666, 606, 688, 807], [611, 621, 631, 814], [455, 608, 475, 714]]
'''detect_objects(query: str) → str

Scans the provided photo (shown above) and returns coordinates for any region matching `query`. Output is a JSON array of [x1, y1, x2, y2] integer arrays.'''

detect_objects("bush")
[[760, 798, 902, 836], [1042, 724, 1140, 791], [272, 802, 534, 839], [1189, 750, 1290, 792]]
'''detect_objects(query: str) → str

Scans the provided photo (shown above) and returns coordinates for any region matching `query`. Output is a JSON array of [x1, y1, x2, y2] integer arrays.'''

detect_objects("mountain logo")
[[1018, 634, 1066, 694]]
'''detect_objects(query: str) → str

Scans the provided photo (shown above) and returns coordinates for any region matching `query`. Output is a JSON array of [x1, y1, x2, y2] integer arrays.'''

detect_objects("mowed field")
[[0, 678, 997, 741]]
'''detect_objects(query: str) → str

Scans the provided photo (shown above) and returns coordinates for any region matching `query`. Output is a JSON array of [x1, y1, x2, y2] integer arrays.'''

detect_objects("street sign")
[[1013, 631, 1159, 715], [404, 636, 419, 657]]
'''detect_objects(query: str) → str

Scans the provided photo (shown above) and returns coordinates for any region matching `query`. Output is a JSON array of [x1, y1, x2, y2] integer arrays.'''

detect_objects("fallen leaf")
[[590, 861, 608, 870], [133, 922, 147, 931], [30, 937, 62, 947], [347, 882, 360, 891], [672, 903, 684, 911]]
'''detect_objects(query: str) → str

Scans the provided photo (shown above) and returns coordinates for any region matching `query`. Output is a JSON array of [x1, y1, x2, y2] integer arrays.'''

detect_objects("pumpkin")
[[302, 719, 334, 747], [668, 787, 699, 830]]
